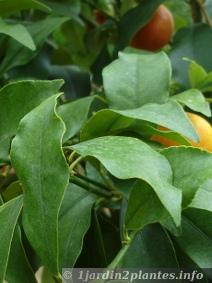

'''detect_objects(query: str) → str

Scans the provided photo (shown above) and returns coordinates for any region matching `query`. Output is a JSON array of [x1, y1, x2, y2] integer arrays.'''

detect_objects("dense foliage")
[[0, 1, 212, 282]]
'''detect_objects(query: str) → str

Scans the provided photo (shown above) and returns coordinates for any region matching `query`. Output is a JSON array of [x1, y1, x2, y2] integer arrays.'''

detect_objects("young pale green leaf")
[[11, 95, 69, 275], [59, 184, 96, 269], [72, 136, 182, 227], [58, 96, 96, 142], [0, 196, 23, 283], [110, 225, 179, 268], [175, 217, 212, 269], [125, 181, 170, 230], [188, 60, 207, 88], [200, 72, 212, 92], [0, 19, 35, 50], [188, 179, 212, 212], [81, 101, 199, 143], [0, 17, 68, 75], [6, 225, 37, 283], [0, 79, 63, 161], [162, 147, 212, 208], [0, 0, 50, 17], [103, 52, 171, 110], [171, 89, 211, 117], [114, 0, 165, 53]]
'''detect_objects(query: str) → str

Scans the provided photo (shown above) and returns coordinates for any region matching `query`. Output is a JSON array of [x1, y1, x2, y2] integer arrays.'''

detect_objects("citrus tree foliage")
[[0, 0, 212, 282]]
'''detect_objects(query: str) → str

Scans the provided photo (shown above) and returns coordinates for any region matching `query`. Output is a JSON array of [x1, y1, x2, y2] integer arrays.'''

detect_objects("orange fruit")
[[151, 112, 212, 151], [131, 5, 174, 51]]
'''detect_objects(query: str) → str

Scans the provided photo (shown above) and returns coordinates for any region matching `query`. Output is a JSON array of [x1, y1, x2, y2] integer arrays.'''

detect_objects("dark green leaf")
[[72, 136, 182, 227], [0, 196, 23, 283], [0, 19, 35, 50], [58, 96, 96, 142], [171, 89, 211, 117], [6, 225, 37, 283], [103, 52, 171, 109], [0, 17, 68, 75], [59, 183, 96, 268], [170, 24, 212, 87], [81, 101, 199, 143], [0, 0, 50, 17], [111, 225, 178, 268], [162, 147, 212, 207], [0, 79, 63, 161], [11, 95, 69, 275]]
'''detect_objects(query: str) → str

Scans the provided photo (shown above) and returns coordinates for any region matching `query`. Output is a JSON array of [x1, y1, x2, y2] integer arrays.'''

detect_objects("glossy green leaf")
[[0, 0, 50, 17], [58, 96, 96, 142], [59, 183, 96, 269], [111, 225, 178, 268], [103, 52, 171, 109], [6, 225, 37, 283], [72, 136, 182, 227], [188, 60, 207, 88], [0, 79, 63, 161], [0, 19, 35, 50], [42, 0, 80, 17], [81, 101, 199, 143], [115, 0, 165, 53], [170, 24, 212, 87], [189, 179, 212, 212], [11, 95, 69, 275], [171, 89, 211, 117], [0, 196, 23, 283], [125, 181, 169, 230], [0, 17, 68, 75], [175, 217, 212, 269], [162, 147, 212, 207]]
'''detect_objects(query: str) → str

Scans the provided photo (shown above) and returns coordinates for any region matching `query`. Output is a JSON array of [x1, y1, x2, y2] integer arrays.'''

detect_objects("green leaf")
[[42, 0, 80, 17], [72, 136, 182, 227], [189, 179, 212, 212], [125, 181, 169, 230], [58, 96, 96, 142], [111, 225, 178, 268], [175, 217, 212, 269], [114, 0, 165, 53], [0, 196, 23, 283], [6, 225, 37, 283], [0, 17, 68, 75], [162, 147, 212, 208], [11, 95, 69, 275], [171, 89, 211, 117], [0, 79, 63, 161], [170, 24, 212, 87], [188, 60, 207, 88], [0, 19, 35, 50], [103, 52, 171, 109], [81, 101, 199, 143], [59, 183, 96, 269], [0, 0, 50, 17], [199, 72, 212, 92]]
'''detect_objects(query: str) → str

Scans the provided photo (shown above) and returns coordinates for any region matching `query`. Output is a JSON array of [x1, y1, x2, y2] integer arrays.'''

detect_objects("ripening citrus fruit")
[[95, 10, 107, 24], [131, 5, 174, 51], [151, 112, 212, 152]]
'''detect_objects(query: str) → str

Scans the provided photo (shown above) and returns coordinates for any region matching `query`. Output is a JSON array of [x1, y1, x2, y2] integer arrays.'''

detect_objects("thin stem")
[[69, 156, 84, 172], [73, 172, 110, 191], [68, 150, 77, 164], [189, 0, 202, 23], [100, 165, 117, 191], [70, 176, 113, 198], [197, 0, 212, 27]]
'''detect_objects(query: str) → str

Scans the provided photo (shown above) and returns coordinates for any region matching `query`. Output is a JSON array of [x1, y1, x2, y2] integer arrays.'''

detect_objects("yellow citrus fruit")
[[151, 112, 212, 151]]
